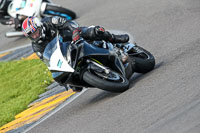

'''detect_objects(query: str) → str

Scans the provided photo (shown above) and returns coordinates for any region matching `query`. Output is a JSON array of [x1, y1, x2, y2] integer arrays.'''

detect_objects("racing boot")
[[82, 26, 129, 43], [94, 26, 129, 43], [70, 86, 83, 92], [63, 85, 83, 92], [14, 18, 22, 31], [0, 18, 14, 25], [110, 34, 129, 43]]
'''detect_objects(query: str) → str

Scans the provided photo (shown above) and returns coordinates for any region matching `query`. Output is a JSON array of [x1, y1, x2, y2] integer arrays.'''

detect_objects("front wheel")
[[83, 69, 129, 93], [129, 45, 155, 73], [44, 4, 76, 20]]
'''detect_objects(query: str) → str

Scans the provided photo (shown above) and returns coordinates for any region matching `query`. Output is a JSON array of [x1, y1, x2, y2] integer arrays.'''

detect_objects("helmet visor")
[[28, 28, 41, 42]]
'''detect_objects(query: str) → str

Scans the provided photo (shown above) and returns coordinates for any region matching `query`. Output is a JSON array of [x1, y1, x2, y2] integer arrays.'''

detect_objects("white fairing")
[[7, 0, 42, 18], [40, 2, 47, 16], [48, 39, 74, 73]]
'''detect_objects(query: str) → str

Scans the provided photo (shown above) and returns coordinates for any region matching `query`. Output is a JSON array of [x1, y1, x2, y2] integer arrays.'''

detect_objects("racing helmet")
[[22, 16, 43, 42]]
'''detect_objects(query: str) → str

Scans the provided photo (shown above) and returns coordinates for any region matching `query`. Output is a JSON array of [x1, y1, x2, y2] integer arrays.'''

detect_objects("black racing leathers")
[[32, 16, 129, 58], [32, 17, 77, 57]]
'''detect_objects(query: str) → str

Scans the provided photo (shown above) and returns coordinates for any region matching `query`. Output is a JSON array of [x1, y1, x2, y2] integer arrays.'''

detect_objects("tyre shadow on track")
[[84, 61, 164, 106], [129, 61, 164, 88], [86, 91, 119, 105], [68, 61, 164, 114]]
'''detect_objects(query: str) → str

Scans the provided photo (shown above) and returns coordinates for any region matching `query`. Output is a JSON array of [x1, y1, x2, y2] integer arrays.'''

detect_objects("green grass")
[[0, 59, 53, 127]]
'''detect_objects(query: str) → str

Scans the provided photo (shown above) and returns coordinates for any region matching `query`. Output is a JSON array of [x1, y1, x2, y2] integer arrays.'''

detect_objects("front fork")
[[86, 59, 110, 74]]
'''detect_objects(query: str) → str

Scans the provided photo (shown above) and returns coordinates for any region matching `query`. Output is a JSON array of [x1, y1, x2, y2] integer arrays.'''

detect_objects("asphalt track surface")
[[1, 0, 200, 133]]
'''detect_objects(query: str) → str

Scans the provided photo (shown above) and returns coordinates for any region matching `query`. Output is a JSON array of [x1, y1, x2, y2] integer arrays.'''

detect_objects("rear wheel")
[[44, 4, 76, 20], [83, 67, 129, 93], [129, 46, 155, 73]]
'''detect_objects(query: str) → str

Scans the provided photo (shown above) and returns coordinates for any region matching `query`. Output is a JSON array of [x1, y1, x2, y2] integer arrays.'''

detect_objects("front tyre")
[[130, 46, 155, 73], [83, 70, 129, 93]]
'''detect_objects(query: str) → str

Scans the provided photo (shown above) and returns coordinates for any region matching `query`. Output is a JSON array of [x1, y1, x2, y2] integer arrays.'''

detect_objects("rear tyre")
[[83, 70, 129, 93], [44, 4, 76, 20]]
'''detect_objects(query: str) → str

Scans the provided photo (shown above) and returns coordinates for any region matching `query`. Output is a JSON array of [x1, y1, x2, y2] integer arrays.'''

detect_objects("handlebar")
[[71, 37, 84, 49]]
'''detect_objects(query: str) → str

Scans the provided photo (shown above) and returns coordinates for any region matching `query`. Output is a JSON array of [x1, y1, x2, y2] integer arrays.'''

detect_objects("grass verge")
[[0, 59, 53, 127]]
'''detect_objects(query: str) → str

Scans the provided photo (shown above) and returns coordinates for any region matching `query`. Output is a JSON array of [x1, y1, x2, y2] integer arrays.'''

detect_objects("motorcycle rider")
[[22, 16, 130, 91], [22, 16, 129, 58]]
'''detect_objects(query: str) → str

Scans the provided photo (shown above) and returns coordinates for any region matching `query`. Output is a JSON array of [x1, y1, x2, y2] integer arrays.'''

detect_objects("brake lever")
[[71, 38, 84, 49], [71, 42, 78, 49]]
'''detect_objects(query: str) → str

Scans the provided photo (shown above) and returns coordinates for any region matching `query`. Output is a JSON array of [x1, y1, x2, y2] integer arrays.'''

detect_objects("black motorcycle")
[[42, 32, 155, 92]]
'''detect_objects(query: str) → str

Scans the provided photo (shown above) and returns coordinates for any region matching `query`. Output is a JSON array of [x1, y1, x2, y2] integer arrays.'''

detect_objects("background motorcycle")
[[42, 31, 155, 93], [0, 0, 76, 37]]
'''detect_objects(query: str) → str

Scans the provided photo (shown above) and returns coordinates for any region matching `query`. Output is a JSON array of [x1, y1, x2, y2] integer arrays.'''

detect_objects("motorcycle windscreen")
[[43, 36, 74, 73]]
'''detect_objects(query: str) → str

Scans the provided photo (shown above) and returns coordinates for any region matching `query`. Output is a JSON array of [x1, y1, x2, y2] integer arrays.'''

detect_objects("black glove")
[[94, 26, 105, 36], [72, 28, 81, 44], [51, 16, 66, 28]]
